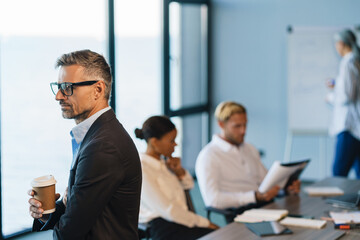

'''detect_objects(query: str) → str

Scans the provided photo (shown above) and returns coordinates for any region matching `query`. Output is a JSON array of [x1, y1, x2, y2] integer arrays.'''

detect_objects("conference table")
[[199, 177, 360, 240]]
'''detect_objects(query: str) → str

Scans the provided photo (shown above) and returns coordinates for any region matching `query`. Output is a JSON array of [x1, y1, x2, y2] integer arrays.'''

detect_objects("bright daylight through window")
[[0, 0, 106, 236]]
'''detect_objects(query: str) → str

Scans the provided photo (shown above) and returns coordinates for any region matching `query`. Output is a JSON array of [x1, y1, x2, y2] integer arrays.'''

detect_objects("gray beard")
[[61, 110, 90, 124]]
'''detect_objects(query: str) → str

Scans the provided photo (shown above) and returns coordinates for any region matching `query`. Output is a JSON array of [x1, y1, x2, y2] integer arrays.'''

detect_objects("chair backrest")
[[184, 189, 195, 212]]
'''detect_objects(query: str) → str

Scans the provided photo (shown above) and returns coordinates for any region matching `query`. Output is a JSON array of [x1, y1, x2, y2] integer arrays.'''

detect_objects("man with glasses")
[[28, 49, 142, 239]]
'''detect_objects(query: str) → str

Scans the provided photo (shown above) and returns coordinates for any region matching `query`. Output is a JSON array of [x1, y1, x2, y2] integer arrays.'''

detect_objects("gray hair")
[[55, 49, 112, 100], [335, 29, 360, 62]]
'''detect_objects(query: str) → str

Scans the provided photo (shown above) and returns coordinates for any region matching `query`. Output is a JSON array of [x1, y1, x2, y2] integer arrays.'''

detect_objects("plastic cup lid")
[[31, 175, 57, 187]]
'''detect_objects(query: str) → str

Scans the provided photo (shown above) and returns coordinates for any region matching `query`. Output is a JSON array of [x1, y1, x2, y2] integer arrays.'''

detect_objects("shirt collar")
[[70, 106, 111, 144], [140, 153, 166, 170], [212, 134, 242, 152], [343, 51, 353, 61]]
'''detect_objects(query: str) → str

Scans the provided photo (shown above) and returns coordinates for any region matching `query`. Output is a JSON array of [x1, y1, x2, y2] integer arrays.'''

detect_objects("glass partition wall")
[[0, 0, 106, 237], [114, 0, 162, 153]]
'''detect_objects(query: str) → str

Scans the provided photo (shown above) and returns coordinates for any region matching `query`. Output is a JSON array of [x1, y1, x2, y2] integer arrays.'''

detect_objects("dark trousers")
[[148, 218, 213, 240], [333, 131, 360, 178]]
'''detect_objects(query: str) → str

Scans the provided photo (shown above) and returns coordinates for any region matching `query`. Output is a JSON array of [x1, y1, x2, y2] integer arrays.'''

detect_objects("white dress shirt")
[[328, 52, 360, 140], [139, 153, 210, 228], [195, 135, 267, 209]]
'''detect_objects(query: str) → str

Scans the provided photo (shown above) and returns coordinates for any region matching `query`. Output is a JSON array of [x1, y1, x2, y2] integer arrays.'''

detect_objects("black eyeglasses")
[[50, 81, 99, 96]]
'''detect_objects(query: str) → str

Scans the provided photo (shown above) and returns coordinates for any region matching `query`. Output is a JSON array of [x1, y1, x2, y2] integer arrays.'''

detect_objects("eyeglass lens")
[[50, 83, 72, 96], [60, 83, 72, 96]]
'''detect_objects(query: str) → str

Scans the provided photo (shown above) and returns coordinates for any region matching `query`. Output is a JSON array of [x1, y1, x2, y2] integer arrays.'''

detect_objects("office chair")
[[138, 189, 195, 240]]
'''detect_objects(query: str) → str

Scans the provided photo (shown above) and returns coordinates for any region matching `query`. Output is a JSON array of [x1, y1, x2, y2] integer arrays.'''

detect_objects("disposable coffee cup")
[[31, 175, 57, 214]]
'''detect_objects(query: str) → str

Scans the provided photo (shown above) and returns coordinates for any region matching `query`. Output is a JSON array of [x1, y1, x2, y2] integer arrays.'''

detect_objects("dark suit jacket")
[[33, 109, 142, 240]]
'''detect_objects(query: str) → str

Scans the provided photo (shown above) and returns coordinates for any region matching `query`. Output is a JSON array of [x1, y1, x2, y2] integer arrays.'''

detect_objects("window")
[[114, 0, 162, 152], [171, 113, 209, 174], [164, 0, 211, 172], [0, 0, 106, 236]]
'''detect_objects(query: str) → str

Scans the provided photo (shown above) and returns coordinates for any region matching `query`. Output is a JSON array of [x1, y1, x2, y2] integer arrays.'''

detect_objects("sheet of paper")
[[304, 187, 344, 196], [258, 161, 300, 193], [329, 211, 360, 224]]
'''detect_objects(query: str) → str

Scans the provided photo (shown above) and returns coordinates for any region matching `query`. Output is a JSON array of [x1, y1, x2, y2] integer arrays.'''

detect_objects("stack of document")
[[234, 209, 288, 223], [280, 217, 327, 229], [329, 211, 360, 224], [304, 187, 344, 197]]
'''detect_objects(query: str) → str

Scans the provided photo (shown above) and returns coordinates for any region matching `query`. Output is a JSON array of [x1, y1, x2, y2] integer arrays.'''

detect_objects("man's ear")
[[94, 81, 105, 100], [218, 120, 225, 129]]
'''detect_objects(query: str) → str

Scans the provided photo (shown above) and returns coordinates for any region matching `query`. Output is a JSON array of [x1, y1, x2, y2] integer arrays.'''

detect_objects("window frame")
[[162, 0, 212, 137]]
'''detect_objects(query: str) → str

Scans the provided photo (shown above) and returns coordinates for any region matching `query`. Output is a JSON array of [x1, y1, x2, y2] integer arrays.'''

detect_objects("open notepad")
[[234, 209, 288, 223], [258, 159, 310, 193]]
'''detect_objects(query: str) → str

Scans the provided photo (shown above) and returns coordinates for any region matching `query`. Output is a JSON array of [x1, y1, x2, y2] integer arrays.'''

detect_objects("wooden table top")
[[199, 177, 360, 240]]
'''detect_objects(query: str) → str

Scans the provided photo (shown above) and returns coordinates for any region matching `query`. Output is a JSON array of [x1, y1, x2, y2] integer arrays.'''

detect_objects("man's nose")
[[240, 126, 246, 134], [55, 89, 66, 101]]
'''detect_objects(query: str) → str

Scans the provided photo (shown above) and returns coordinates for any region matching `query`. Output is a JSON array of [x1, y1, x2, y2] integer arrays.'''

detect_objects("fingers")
[[208, 222, 220, 230], [55, 193, 61, 200], [166, 157, 182, 170], [28, 198, 43, 219], [262, 193, 273, 202], [28, 197, 41, 208], [263, 186, 280, 201], [28, 189, 35, 197], [287, 180, 301, 194], [29, 205, 44, 219]]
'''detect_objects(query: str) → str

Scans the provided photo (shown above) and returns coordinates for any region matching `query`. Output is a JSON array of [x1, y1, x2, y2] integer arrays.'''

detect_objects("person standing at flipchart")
[[326, 29, 360, 178]]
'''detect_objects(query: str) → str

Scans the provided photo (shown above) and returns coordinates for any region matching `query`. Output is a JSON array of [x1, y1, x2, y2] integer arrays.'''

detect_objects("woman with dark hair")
[[135, 116, 218, 240], [327, 29, 360, 178]]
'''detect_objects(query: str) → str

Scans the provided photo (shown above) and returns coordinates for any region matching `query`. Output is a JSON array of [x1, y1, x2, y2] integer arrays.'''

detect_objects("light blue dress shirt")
[[70, 106, 111, 168]]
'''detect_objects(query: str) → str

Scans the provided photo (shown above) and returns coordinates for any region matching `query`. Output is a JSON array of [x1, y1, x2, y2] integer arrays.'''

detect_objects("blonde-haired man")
[[195, 101, 299, 223]]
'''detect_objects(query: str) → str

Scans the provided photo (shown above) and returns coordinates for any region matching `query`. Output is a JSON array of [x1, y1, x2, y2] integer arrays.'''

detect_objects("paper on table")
[[329, 211, 360, 224], [280, 217, 326, 229], [258, 161, 300, 193], [234, 209, 288, 223], [304, 186, 344, 196]]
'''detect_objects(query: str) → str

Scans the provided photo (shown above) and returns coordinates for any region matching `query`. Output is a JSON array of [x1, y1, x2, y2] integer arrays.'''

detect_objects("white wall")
[[210, 0, 360, 180]]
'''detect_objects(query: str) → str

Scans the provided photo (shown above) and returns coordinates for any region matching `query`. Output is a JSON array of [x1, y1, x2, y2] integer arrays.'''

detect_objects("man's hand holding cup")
[[28, 175, 58, 222]]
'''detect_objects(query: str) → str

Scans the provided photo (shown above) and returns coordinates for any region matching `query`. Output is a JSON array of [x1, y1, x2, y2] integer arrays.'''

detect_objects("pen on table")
[[334, 223, 360, 230]]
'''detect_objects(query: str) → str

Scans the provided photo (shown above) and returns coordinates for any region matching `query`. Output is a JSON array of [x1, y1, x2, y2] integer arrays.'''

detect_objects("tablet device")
[[283, 159, 310, 191], [326, 193, 360, 209], [245, 221, 293, 237]]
